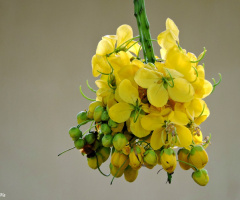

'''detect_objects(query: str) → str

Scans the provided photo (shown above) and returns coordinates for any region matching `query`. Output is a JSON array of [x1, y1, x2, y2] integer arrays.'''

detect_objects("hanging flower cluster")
[[65, 18, 221, 186]]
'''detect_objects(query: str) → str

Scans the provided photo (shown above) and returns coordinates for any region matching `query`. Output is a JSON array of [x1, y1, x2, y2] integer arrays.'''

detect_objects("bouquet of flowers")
[[60, 0, 221, 186]]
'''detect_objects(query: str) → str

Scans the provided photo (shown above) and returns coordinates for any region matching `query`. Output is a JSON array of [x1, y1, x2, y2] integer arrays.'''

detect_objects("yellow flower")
[[141, 109, 192, 150], [134, 65, 194, 108], [109, 79, 150, 138], [92, 25, 140, 77]]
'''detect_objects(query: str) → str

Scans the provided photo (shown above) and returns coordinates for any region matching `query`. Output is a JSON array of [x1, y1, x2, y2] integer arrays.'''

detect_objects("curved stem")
[[58, 147, 76, 156], [134, 0, 155, 63], [96, 155, 111, 177], [177, 159, 198, 171]]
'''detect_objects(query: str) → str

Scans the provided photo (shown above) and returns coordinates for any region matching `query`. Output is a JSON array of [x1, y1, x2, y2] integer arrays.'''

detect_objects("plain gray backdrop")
[[1, 0, 240, 200]]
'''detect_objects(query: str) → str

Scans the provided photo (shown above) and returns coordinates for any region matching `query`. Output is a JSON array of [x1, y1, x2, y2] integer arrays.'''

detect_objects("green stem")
[[58, 147, 76, 156], [177, 159, 198, 171], [134, 0, 155, 63]]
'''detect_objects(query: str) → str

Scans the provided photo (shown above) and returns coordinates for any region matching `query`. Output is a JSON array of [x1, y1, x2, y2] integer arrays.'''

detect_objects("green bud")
[[94, 106, 104, 123], [144, 150, 157, 166], [113, 133, 128, 151], [101, 123, 112, 135], [77, 111, 88, 124], [74, 139, 85, 149], [101, 110, 109, 121], [102, 134, 113, 147], [69, 127, 82, 139], [85, 133, 95, 144], [108, 119, 118, 128]]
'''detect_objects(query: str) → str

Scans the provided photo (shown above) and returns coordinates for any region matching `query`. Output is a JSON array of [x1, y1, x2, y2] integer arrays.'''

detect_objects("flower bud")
[[109, 163, 124, 178], [77, 111, 88, 124], [189, 145, 208, 169], [129, 147, 143, 170], [111, 151, 129, 170], [94, 106, 104, 122], [87, 153, 103, 169], [98, 147, 111, 162], [112, 133, 128, 151], [101, 110, 109, 121], [74, 138, 85, 149], [69, 127, 82, 140], [101, 123, 112, 135], [160, 148, 177, 174], [85, 132, 96, 144], [124, 165, 138, 182], [177, 148, 190, 170], [102, 134, 113, 147], [143, 150, 157, 166], [87, 101, 103, 119], [108, 119, 118, 128], [192, 169, 209, 186]]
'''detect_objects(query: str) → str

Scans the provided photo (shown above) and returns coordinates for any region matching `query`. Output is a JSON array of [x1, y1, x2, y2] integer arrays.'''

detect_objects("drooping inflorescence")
[[63, 18, 221, 186]]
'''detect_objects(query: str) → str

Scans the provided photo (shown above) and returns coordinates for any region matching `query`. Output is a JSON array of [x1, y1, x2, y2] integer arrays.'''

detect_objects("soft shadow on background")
[[1, 0, 240, 199]]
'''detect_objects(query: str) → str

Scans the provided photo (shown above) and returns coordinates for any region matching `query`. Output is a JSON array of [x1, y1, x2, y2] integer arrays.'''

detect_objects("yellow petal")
[[127, 40, 141, 55], [134, 68, 160, 88], [166, 18, 179, 42], [168, 78, 194, 102], [170, 111, 189, 126], [141, 114, 164, 131], [109, 102, 134, 123], [147, 83, 169, 107], [130, 115, 150, 138], [92, 55, 111, 77], [117, 25, 133, 47], [202, 80, 213, 98], [165, 47, 192, 75], [119, 79, 139, 105], [163, 68, 183, 79], [175, 125, 192, 148], [193, 130, 203, 144], [102, 35, 117, 48], [96, 39, 114, 56], [150, 128, 165, 150]]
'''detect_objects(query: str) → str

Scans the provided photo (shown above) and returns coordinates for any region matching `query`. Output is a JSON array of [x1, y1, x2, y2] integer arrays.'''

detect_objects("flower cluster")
[[66, 18, 221, 186]]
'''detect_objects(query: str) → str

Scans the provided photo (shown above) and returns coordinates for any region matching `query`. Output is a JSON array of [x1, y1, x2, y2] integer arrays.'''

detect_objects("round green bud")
[[102, 134, 113, 147], [108, 119, 118, 128], [143, 150, 157, 166], [74, 139, 85, 149], [85, 133, 95, 144], [77, 111, 88, 124], [113, 133, 128, 151], [94, 106, 104, 123], [69, 127, 82, 139], [101, 110, 109, 121], [101, 123, 112, 135]]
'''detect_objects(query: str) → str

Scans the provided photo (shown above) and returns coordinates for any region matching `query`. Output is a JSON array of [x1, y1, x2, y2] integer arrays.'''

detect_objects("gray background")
[[1, 0, 240, 199]]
